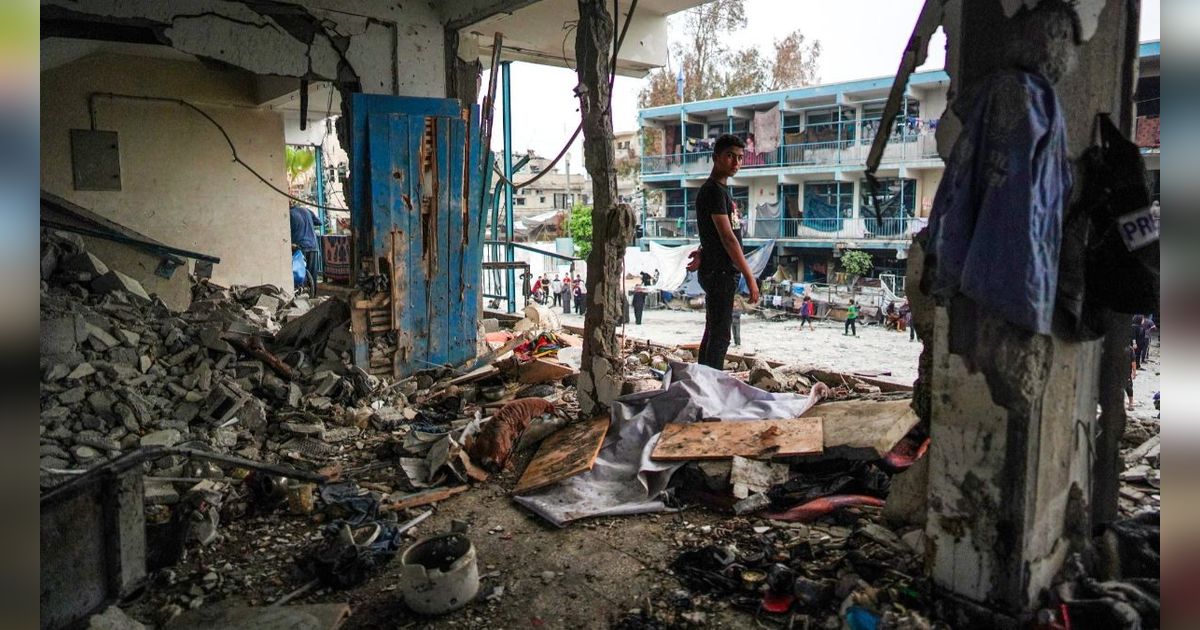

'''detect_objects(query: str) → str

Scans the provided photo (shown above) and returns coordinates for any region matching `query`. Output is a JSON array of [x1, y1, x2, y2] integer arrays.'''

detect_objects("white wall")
[[42, 53, 292, 293]]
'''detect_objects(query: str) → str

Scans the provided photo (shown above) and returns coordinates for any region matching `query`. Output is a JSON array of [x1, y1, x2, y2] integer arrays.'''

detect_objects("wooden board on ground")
[[447, 364, 500, 387], [514, 415, 609, 495], [650, 417, 824, 461], [808, 399, 920, 460], [517, 357, 576, 384], [381, 485, 468, 511]]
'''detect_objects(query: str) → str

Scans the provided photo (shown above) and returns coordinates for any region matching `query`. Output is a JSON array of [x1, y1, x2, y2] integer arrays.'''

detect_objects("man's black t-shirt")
[[696, 177, 742, 273]]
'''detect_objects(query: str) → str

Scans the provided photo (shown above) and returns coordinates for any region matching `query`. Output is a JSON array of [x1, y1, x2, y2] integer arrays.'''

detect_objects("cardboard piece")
[[517, 357, 576, 384], [650, 417, 824, 461], [514, 416, 609, 495], [811, 399, 921, 460]]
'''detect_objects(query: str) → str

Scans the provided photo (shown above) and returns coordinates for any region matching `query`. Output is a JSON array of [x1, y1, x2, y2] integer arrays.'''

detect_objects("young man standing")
[[693, 134, 760, 369], [551, 275, 563, 307]]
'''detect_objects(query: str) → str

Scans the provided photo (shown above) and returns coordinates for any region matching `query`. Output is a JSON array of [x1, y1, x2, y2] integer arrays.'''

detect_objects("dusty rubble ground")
[[40, 230, 1159, 629]]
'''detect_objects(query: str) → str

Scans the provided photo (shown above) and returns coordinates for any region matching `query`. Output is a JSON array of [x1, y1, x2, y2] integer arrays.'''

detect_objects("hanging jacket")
[[925, 70, 1072, 335]]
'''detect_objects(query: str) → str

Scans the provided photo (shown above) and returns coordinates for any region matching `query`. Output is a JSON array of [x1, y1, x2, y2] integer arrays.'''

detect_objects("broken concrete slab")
[[42, 315, 88, 355], [804, 399, 921, 461], [163, 603, 350, 630], [68, 362, 97, 380], [61, 251, 110, 278], [87, 605, 146, 630], [141, 429, 182, 448], [85, 323, 121, 350], [92, 270, 151, 302]]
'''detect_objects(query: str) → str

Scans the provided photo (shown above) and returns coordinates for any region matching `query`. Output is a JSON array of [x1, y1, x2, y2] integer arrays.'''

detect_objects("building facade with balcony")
[[637, 40, 1160, 287]]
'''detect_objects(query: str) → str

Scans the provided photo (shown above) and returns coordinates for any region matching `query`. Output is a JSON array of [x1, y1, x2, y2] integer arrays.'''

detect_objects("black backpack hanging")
[[1078, 113, 1160, 315]]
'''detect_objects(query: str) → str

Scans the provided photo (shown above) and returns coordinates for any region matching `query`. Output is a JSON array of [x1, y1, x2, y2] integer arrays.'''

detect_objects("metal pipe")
[[501, 61, 516, 313], [314, 144, 326, 276]]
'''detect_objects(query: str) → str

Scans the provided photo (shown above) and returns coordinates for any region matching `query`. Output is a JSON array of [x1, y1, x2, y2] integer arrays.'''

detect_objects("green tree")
[[568, 203, 593, 259], [285, 145, 316, 182], [840, 249, 873, 295], [638, 0, 821, 108]]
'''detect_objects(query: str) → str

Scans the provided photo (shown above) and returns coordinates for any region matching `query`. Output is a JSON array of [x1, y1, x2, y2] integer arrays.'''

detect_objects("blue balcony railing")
[[640, 133, 939, 176], [642, 215, 924, 241]]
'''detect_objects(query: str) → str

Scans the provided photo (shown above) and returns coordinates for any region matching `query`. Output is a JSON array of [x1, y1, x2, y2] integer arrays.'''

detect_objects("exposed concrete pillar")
[[574, 0, 633, 417], [921, 0, 1139, 621]]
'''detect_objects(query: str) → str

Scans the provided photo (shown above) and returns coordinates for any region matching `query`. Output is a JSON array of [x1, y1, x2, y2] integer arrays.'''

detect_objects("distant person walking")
[[573, 275, 586, 314], [289, 204, 320, 290], [561, 276, 573, 315], [551, 275, 563, 307], [800, 295, 816, 331], [632, 286, 647, 325], [730, 297, 744, 347], [1138, 314, 1156, 367], [905, 307, 916, 342], [1126, 337, 1138, 410], [844, 300, 859, 337]]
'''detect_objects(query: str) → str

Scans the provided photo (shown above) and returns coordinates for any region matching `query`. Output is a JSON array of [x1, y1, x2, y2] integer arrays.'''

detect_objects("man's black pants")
[[698, 270, 738, 369]]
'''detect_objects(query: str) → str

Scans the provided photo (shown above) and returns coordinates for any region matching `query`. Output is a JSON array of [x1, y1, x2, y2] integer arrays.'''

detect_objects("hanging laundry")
[[925, 70, 1072, 335], [753, 105, 781, 154]]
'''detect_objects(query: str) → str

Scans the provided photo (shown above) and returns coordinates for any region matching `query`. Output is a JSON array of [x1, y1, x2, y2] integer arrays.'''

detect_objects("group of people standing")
[[1126, 314, 1158, 410], [531, 273, 586, 315]]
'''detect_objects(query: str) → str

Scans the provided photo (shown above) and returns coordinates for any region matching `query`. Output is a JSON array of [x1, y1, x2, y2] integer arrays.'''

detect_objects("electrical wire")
[[491, 0, 637, 191], [89, 92, 344, 211]]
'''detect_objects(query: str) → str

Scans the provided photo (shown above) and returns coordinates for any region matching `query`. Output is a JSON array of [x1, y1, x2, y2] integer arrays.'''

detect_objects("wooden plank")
[[514, 416, 609, 495], [381, 485, 469, 511], [517, 357, 576, 384], [809, 399, 920, 460], [650, 417, 824, 461], [447, 364, 501, 386]]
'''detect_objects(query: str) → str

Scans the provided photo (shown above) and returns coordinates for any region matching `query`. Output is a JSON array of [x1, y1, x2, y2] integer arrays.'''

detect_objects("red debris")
[[763, 495, 886, 522], [466, 397, 555, 471]]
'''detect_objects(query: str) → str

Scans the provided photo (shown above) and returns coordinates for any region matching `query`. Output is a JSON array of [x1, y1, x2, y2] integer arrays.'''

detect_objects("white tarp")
[[513, 361, 826, 527], [645, 241, 699, 291]]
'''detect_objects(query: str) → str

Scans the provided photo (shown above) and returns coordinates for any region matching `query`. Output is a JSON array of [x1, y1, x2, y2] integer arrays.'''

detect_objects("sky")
[[486, 0, 1161, 175]]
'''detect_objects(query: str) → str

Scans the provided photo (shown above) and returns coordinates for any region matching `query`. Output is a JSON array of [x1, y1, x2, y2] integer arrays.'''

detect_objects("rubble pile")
[[1118, 410, 1161, 515], [614, 515, 942, 629], [38, 229, 403, 485]]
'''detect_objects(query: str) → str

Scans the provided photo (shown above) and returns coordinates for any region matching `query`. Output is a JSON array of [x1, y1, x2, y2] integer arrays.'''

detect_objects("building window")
[[515, 197, 526, 206], [859, 178, 916, 218], [804, 107, 854, 146], [665, 188, 686, 218], [780, 184, 801, 216], [861, 98, 921, 144], [540, 196, 547, 204], [803, 182, 854, 221], [553, 193, 570, 209]]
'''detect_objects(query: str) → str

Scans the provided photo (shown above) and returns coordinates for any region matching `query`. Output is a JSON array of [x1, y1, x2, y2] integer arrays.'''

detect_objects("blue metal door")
[[350, 94, 485, 377]]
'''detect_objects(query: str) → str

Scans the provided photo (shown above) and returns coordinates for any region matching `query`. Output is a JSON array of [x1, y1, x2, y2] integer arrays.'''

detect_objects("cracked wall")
[[41, 53, 292, 293], [43, 0, 447, 97]]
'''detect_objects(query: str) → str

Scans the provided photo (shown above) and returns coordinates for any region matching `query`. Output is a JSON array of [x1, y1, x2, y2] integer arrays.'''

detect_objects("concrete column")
[[574, 0, 632, 417], [921, 0, 1139, 621]]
